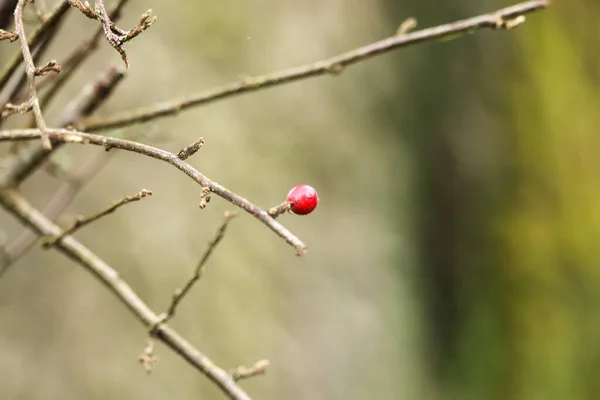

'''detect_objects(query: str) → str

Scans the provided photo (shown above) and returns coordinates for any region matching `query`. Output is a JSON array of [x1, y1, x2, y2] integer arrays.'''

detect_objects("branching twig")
[[0, 128, 308, 253], [161, 211, 236, 322], [77, 0, 549, 133], [43, 188, 152, 248], [34, 59, 62, 76], [17, 0, 130, 110], [14, 0, 51, 149], [1, 65, 126, 187], [66, 0, 155, 68], [1, 12, 67, 118], [0, 188, 253, 400], [0, 0, 70, 93]]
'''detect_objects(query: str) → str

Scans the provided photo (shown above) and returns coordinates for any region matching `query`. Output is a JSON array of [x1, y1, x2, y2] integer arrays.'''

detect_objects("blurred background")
[[0, 0, 597, 399]]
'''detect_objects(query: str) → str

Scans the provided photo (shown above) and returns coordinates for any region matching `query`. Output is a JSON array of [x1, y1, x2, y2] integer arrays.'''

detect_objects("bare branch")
[[0, 128, 308, 253], [42, 188, 152, 248], [77, 0, 549, 133], [66, 0, 156, 68], [27, 0, 130, 110], [14, 0, 51, 149], [161, 211, 236, 322], [231, 359, 270, 382], [1, 65, 126, 187], [0, 0, 70, 93], [0, 188, 253, 400], [1, 11, 68, 118]]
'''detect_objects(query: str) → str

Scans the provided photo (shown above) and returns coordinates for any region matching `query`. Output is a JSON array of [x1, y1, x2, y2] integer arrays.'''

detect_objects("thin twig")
[[1, 65, 126, 186], [0, 153, 111, 275], [2, 11, 68, 119], [231, 359, 270, 382], [14, 0, 51, 149], [0, 188, 253, 400], [33, 0, 130, 109], [77, 0, 549, 133], [0, 0, 69, 93], [161, 211, 236, 322], [43, 188, 152, 248], [0, 128, 308, 253], [66, 0, 155, 68]]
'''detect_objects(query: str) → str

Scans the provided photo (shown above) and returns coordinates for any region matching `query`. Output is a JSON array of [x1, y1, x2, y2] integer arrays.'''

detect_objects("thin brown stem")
[[0, 0, 69, 93], [14, 0, 51, 149], [77, 0, 549, 133], [0, 188, 253, 400], [31, 0, 130, 109], [1, 65, 126, 186], [0, 128, 307, 253], [161, 211, 236, 322], [66, 0, 155, 68], [43, 188, 152, 248]]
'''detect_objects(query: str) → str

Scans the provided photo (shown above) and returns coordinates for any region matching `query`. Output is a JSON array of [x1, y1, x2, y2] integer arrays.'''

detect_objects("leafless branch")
[[1, 65, 126, 187], [161, 211, 237, 322], [1, 11, 67, 117], [0, 128, 308, 253], [34, 59, 62, 76], [42, 188, 152, 248], [77, 0, 549, 133], [33, 0, 129, 109], [0, 188, 253, 400], [66, 0, 155, 68], [0, 1, 552, 399], [14, 0, 51, 149], [0, 0, 69, 93]]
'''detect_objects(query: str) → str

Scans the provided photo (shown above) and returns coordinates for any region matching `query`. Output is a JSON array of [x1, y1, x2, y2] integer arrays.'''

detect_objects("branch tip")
[[42, 188, 152, 248], [232, 359, 270, 381], [161, 211, 236, 323]]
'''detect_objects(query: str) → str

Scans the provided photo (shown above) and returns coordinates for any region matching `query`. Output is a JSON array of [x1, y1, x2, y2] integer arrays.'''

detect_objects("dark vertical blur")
[[382, 0, 600, 399], [0, 0, 17, 29]]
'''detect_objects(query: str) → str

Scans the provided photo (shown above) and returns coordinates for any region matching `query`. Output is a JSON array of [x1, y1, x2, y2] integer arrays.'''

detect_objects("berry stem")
[[268, 201, 292, 219]]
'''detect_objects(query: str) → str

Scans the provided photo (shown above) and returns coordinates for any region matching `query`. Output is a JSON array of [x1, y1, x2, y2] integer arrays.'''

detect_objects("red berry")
[[286, 184, 319, 215]]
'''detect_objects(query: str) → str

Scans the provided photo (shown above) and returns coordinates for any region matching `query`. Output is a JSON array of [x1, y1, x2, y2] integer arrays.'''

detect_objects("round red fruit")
[[286, 184, 319, 215]]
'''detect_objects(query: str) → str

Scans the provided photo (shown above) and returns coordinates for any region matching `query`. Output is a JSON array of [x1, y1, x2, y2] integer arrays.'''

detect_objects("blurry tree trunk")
[[383, 1, 599, 399]]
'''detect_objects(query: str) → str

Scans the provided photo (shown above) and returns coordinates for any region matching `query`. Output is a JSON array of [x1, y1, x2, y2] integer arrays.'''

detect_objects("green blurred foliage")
[[0, 1, 597, 400]]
